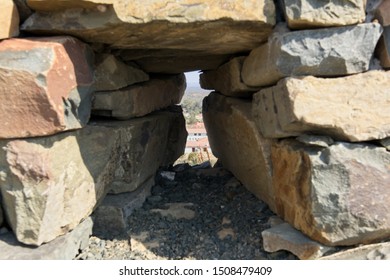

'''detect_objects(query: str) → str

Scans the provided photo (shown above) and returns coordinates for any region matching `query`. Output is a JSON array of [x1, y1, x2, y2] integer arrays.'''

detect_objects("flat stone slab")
[[203, 92, 275, 211], [0, 37, 94, 139], [252, 71, 390, 142], [0, 217, 92, 260], [262, 222, 333, 260], [92, 74, 185, 119], [320, 242, 390, 260], [272, 139, 390, 246], [242, 23, 382, 87], [283, 0, 365, 29], [0, 0, 19, 39]]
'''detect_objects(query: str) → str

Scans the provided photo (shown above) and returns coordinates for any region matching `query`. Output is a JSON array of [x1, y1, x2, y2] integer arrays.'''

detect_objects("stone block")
[[93, 53, 149, 91], [93, 178, 153, 237], [320, 242, 390, 260], [283, 0, 365, 29], [0, 37, 95, 139], [0, 218, 92, 260], [262, 223, 333, 260], [272, 139, 390, 246], [242, 23, 382, 87], [92, 74, 186, 119], [200, 57, 260, 98], [203, 92, 275, 211], [252, 71, 390, 142], [376, 26, 390, 68], [0, 0, 20, 39], [0, 109, 186, 246]]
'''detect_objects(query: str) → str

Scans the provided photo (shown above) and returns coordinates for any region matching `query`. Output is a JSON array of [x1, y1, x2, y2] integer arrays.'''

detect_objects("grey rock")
[[379, 137, 390, 150], [13, 0, 33, 22], [242, 23, 382, 87], [0, 217, 92, 260], [321, 242, 390, 260], [262, 223, 334, 260], [0, 202, 3, 228], [296, 135, 334, 148]]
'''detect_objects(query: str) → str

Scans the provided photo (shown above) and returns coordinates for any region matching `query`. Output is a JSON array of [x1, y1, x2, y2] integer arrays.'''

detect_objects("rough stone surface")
[[0, 37, 95, 139], [320, 242, 390, 260], [272, 139, 390, 246], [200, 57, 260, 98], [203, 92, 275, 211], [92, 74, 186, 119], [252, 71, 390, 142], [377, 26, 390, 68], [242, 23, 382, 87], [0, 218, 92, 260], [0, 109, 186, 246], [380, 138, 390, 151], [23, 0, 275, 72], [262, 223, 333, 260], [283, 0, 365, 29], [93, 53, 149, 91], [0, 0, 20, 39], [93, 178, 153, 237], [375, 0, 390, 26]]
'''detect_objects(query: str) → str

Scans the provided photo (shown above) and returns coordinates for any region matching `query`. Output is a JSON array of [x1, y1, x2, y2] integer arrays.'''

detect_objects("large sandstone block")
[[252, 71, 390, 142], [283, 0, 365, 29], [0, 0, 20, 39], [93, 54, 149, 91], [272, 139, 390, 246], [0, 109, 186, 246], [0, 37, 94, 139], [242, 23, 382, 87], [22, 0, 275, 73], [200, 57, 260, 98], [92, 74, 186, 119], [203, 92, 275, 211]]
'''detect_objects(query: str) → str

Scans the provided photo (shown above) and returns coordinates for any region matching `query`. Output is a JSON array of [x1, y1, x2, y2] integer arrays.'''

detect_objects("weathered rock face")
[[377, 27, 390, 68], [272, 139, 390, 246], [320, 242, 390, 260], [93, 54, 149, 91], [0, 217, 92, 260], [283, 0, 365, 29], [22, 0, 276, 72], [92, 74, 186, 119], [203, 92, 275, 211], [200, 57, 260, 98], [252, 71, 390, 142], [0, 0, 20, 39], [0, 109, 186, 246], [242, 23, 382, 87], [0, 37, 94, 139]]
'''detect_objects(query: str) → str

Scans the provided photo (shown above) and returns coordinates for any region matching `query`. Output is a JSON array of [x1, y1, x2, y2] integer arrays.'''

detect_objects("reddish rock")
[[0, 0, 19, 39], [0, 37, 94, 139]]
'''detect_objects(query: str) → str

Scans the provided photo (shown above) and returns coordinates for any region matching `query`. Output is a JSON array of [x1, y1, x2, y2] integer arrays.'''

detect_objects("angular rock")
[[93, 178, 153, 237], [0, 37, 95, 139], [200, 57, 260, 98], [320, 242, 390, 260], [203, 92, 275, 211], [23, 0, 275, 72], [0, 109, 186, 246], [92, 74, 186, 119], [0, 217, 92, 260], [0, 0, 20, 39], [376, 26, 390, 68], [283, 0, 365, 29], [272, 139, 390, 246], [262, 223, 333, 260], [93, 53, 149, 91], [375, 0, 390, 26], [242, 23, 382, 87], [252, 71, 390, 142]]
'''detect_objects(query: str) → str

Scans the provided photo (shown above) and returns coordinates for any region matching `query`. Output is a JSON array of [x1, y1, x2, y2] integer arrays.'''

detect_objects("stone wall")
[[0, 0, 389, 259]]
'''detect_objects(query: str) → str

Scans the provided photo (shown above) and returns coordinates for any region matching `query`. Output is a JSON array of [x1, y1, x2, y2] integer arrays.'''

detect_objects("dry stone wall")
[[0, 0, 389, 259]]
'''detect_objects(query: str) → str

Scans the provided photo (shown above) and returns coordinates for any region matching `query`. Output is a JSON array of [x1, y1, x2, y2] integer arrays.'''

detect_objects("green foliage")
[[181, 97, 203, 124]]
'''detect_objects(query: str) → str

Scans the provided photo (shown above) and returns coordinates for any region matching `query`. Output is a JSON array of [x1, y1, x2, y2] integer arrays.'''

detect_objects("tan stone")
[[320, 242, 390, 260], [0, 0, 20, 39], [92, 74, 185, 119], [23, 1, 275, 72], [272, 139, 390, 246], [283, 0, 365, 29], [200, 57, 260, 98], [242, 23, 382, 87], [375, 0, 390, 26], [203, 92, 275, 211], [93, 54, 149, 91], [252, 71, 390, 142], [262, 223, 333, 260], [0, 37, 95, 139], [0, 110, 186, 246]]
